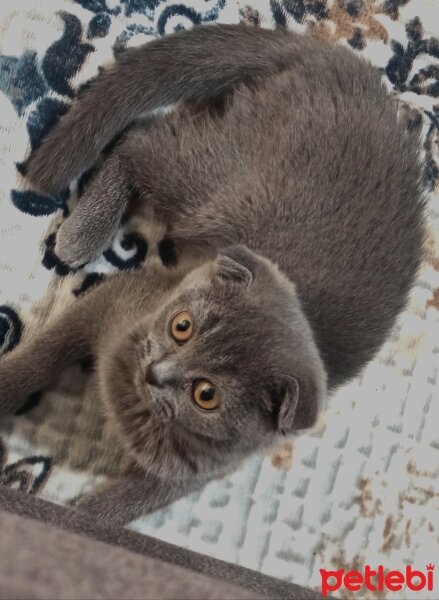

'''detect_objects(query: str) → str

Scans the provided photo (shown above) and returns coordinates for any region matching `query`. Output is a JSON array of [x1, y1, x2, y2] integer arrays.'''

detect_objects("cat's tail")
[[25, 24, 322, 195]]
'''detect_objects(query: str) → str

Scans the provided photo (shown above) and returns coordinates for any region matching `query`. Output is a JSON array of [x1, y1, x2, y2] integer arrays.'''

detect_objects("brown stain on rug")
[[424, 231, 439, 271], [271, 442, 293, 470], [406, 459, 439, 478], [405, 519, 412, 547], [381, 514, 396, 552], [355, 478, 382, 518], [312, 0, 389, 48], [426, 287, 439, 311]]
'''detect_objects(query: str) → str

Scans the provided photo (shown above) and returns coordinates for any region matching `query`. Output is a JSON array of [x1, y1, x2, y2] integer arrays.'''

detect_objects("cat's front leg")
[[0, 293, 103, 414], [69, 472, 205, 526], [55, 154, 131, 268], [0, 336, 88, 415], [0, 350, 39, 413]]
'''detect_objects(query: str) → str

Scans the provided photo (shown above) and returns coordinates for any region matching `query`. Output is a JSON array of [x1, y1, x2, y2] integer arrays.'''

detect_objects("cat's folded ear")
[[273, 368, 326, 434], [215, 245, 257, 288]]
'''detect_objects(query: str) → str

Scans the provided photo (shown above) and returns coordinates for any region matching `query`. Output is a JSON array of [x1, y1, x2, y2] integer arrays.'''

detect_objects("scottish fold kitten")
[[0, 24, 426, 522], [0, 245, 324, 523]]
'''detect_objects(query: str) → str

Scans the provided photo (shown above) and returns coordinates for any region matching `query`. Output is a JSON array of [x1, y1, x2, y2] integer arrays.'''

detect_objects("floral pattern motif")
[[0, 439, 52, 495], [0, 306, 22, 357], [1, 0, 437, 224]]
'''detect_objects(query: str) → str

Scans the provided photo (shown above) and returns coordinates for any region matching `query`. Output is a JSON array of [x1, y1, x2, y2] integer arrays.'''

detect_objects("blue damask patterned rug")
[[0, 1, 438, 597]]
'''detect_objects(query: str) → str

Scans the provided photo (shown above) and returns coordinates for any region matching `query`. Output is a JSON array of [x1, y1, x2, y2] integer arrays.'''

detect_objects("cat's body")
[[25, 24, 426, 388], [0, 24, 426, 523]]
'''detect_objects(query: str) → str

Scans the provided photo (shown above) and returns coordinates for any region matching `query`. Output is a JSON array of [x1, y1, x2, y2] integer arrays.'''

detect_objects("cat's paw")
[[55, 206, 120, 269], [68, 491, 130, 526], [55, 219, 99, 268]]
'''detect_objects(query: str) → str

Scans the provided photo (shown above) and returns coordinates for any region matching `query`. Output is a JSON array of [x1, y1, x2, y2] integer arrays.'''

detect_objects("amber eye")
[[193, 379, 220, 411], [170, 310, 193, 343]]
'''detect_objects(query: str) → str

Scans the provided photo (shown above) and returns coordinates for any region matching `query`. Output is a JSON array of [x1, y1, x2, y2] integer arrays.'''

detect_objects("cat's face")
[[126, 246, 327, 456]]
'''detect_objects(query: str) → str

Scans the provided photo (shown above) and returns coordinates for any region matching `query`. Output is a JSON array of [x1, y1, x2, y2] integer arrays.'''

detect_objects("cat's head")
[[108, 245, 327, 469]]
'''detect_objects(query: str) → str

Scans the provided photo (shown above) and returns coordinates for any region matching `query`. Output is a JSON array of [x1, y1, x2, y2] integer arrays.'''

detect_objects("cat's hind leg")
[[55, 154, 131, 268], [55, 109, 236, 267]]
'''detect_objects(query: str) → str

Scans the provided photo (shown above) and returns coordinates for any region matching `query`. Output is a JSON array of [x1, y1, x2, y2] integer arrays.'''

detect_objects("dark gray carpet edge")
[[0, 486, 326, 599]]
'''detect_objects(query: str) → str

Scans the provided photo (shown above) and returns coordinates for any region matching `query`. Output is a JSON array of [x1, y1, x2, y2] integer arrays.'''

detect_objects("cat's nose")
[[145, 360, 180, 388], [145, 364, 162, 388]]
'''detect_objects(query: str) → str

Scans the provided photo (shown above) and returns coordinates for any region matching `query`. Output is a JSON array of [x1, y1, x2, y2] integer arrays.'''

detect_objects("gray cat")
[[0, 247, 324, 523], [0, 24, 426, 523]]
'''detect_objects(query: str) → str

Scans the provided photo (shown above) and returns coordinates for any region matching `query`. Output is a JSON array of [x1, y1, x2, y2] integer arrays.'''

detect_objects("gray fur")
[[26, 25, 336, 195], [1, 24, 426, 522], [26, 24, 426, 386], [0, 249, 325, 524]]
